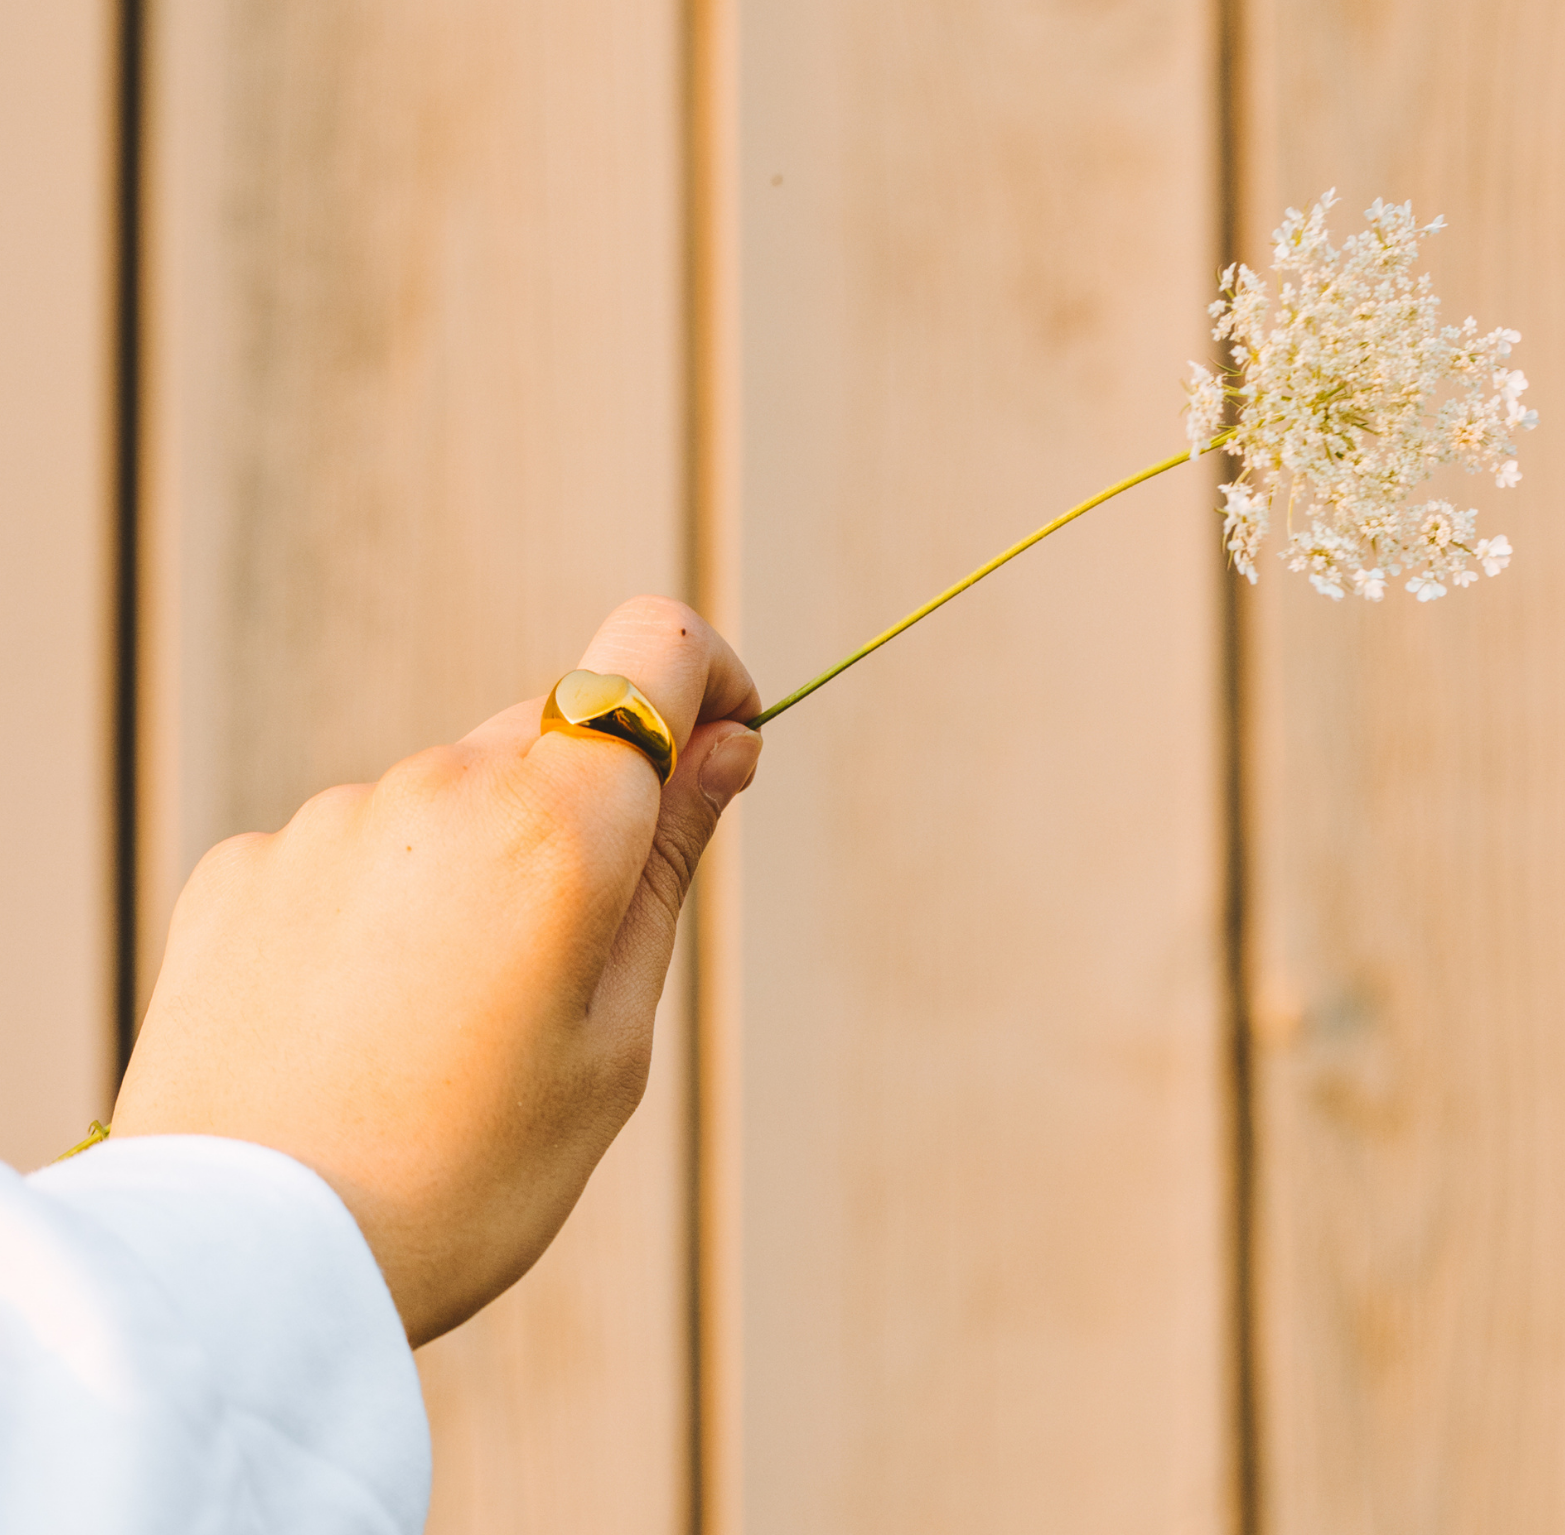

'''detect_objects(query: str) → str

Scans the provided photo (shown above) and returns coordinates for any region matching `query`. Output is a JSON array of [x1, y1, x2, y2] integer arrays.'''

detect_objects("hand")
[[111, 596, 763, 1346]]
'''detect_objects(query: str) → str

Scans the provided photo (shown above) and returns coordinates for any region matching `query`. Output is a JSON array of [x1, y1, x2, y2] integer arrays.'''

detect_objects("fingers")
[[454, 596, 762, 1007], [583, 716, 763, 1044], [637, 716, 763, 933], [575, 595, 762, 745], [519, 597, 757, 832], [457, 595, 760, 766]]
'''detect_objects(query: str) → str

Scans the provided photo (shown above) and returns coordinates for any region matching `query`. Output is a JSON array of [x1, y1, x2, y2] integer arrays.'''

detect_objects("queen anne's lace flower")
[[1352, 567, 1388, 601], [1194, 192, 1534, 599], [1218, 481, 1268, 582], [1476, 534, 1513, 576], [1185, 362, 1227, 459]]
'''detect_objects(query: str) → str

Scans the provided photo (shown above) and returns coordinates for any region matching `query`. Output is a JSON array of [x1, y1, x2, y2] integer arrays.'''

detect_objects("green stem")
[[746, 433, 1231, 730]]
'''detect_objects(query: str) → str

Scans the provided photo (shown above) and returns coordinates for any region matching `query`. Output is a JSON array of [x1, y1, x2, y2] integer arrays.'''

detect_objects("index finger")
[[453, 596, 759, 1002], [576, 594, 762, 743], [460, 594, 760, 763]]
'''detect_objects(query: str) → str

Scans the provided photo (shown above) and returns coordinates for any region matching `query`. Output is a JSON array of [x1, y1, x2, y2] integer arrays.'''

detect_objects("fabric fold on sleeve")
[[1, 1135, 431, 1535]]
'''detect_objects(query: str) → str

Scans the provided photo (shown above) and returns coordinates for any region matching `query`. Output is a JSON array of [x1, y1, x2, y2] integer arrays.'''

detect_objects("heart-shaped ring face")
[[540, 669, 678, 783], [550, 669, 633, 723]]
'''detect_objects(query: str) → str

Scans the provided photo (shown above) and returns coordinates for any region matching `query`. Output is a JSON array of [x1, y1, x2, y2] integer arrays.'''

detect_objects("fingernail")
[[699, 730, 764, 813]]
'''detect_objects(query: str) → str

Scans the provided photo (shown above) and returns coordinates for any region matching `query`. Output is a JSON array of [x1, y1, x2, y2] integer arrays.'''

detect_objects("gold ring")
[[541, 670, 678, 784]]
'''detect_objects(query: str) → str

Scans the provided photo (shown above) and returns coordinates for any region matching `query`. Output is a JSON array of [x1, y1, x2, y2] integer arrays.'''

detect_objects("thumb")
[[455, 596, 760, 1013], [596, 718, 763, 1002], [648, 719, 763, 921]]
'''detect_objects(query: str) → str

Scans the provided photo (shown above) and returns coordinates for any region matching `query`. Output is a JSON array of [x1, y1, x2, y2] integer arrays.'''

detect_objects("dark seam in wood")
[[1218, 0, 1262, 1529], [114, 0, 145, 1083]]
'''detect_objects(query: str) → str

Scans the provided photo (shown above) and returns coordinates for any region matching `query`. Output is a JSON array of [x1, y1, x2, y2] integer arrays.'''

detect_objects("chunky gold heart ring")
[[540, 669, 678, 784]]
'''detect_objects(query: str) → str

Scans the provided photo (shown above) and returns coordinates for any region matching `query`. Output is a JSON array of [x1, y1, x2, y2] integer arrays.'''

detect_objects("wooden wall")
[[735, 2, 1227, 1530], [0, 2, 116, 1173], [1243, 1, 1565, 1530], [7, 0, 1565, 1531]]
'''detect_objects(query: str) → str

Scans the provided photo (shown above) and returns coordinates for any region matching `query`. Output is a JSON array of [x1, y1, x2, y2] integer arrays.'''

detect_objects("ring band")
[[541, 670, 678, 784]]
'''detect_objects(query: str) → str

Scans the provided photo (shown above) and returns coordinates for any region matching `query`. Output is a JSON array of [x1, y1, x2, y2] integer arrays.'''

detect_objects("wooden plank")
[[1242, 2, 1565, 1529], [688, 0, 748, 1527], [735, 2, 1229, 1529], [0, 3, 116, 1171], [142, 3, 692, 1528]]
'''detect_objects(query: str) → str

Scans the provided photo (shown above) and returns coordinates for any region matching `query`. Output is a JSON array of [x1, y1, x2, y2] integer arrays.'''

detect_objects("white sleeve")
[[0, 1135, 431, 1535]]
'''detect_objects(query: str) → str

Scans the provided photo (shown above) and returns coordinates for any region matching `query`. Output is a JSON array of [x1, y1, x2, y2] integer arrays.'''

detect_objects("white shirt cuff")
[[3, 1134, 431, 1534]]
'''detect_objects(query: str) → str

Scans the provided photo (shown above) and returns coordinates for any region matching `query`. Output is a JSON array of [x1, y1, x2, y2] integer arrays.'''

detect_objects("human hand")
[[110, 597, 762, 1346]]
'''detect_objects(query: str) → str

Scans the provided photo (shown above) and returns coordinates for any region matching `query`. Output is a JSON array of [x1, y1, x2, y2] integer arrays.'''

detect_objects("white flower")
[[1498, 369, 1537, 431], [1218, 481, 1268, 582], [1450, 568, 1479, 588], [1418, 503, 1459, 551], [1198, 194, 1533, 600], [1185, 362, 1227, 458], [1475, 534, 1513, 576], [1284, 524, 1355, 599], [1498, 368, 1529, 400]]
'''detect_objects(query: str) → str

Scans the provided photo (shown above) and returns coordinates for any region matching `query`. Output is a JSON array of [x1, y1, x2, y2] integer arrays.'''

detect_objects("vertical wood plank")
[[1243, 2, 1565, 1529], [0, 2, 115, 1170], [689, 0, 749, 1522], [735, 2, 1230, 1530], [143, 3, 692, 1527]]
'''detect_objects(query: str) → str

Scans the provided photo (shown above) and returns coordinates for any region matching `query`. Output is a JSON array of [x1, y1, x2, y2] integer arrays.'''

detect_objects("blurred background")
[[3, 1, 1562, 1531]]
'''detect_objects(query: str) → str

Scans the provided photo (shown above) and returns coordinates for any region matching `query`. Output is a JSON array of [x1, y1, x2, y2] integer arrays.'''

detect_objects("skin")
[[111, 596, 763, 1347]]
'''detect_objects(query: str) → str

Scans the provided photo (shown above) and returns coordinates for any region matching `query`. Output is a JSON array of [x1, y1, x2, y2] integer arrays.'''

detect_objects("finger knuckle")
[[285, 781, 368, 836], [372, 744, 468, 820], [189, 830, 268, 886], [174, 830, 270, 922]]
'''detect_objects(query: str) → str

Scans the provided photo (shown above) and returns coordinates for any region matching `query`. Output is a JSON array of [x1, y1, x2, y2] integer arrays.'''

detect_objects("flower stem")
[[746, 434, 1230, 730]]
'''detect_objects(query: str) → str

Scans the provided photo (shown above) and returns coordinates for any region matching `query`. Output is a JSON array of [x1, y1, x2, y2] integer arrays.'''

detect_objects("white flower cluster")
[[1185, 192, 1534, 600]]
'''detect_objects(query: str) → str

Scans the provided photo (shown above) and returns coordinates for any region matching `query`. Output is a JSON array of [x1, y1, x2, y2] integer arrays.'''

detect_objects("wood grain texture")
[[688, 0, 748, 1528], [736, 2, 1229, 1530], [142, 3, 692, 1527], [0, 2, 115, 1170], [1242, 2, 1565, 1529]]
